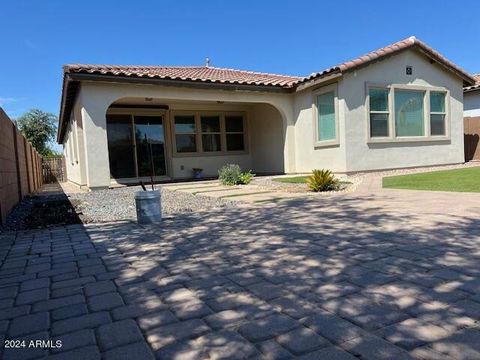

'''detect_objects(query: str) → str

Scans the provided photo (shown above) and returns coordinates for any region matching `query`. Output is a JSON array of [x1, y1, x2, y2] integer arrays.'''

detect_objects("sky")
[[1, 0, 479, 147]]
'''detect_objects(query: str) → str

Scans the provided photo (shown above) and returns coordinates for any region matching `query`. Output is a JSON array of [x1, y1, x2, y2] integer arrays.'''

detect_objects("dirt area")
[[1, 194, 85, 231]]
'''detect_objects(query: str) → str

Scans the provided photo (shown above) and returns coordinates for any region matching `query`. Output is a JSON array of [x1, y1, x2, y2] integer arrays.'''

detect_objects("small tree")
[[17, 109, 58, 156]]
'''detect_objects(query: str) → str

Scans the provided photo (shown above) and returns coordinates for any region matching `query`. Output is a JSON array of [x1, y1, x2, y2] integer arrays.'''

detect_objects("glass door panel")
[[106, 114, 136, 178], [134, 116, 167, 177]]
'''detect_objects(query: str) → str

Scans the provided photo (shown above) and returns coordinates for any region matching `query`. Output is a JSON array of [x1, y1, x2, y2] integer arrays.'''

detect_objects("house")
[[57, 36, 475, 190], [464, 75, 480, 160], [464, 75, 480, 117]]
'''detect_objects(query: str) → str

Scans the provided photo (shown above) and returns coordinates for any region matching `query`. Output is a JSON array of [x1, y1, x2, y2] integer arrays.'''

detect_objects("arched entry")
[[101, 95, 288, 184]]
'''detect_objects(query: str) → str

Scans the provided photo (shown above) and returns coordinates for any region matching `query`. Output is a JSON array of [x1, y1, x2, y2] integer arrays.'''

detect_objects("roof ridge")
[[301, 35, 474, 86]]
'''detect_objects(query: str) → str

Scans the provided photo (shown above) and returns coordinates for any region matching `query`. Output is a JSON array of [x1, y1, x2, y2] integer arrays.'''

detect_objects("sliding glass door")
[[134, 116, 166, 177], [106, 114, 136, 178], [106, 114, 167, 179]]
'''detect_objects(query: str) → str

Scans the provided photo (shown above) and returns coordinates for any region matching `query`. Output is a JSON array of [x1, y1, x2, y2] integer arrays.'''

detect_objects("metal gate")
[[42, 157, 66, 183]]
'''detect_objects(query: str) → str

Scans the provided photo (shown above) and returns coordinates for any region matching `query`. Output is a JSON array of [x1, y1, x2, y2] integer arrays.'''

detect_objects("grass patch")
[[382, 167, 480, 192], [272, 176, 308, 184]]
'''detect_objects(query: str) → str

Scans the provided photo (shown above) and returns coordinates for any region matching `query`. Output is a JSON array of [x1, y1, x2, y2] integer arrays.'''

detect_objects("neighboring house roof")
[[464, 74, 480, 93], [58, 36, 476, 143]]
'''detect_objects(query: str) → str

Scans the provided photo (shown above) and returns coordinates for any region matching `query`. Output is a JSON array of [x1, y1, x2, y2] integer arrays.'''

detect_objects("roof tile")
[[64, 64, 303, 88]]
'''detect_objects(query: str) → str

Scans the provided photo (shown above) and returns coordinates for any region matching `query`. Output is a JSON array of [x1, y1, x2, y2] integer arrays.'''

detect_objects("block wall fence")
[[0, 107, 43, 224]]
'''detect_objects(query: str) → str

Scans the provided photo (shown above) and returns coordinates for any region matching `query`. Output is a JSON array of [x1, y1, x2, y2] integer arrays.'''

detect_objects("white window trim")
[[312, 83, 340, 147], [171, 110, 248, 157], [366, 83, 451, 143]]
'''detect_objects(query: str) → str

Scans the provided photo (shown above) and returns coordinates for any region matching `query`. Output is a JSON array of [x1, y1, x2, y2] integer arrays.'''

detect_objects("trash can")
[[135, 190, 161, 224]]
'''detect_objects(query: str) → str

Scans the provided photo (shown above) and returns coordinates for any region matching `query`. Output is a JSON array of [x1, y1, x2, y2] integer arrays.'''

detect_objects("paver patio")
[[1, 181, 480, 359]]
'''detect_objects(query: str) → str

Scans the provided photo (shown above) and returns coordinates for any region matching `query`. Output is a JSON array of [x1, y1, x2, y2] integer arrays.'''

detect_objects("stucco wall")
[[69, 82, 292, 188], [292, 87, 347, 173], [465, 91, 480, 117], [341, 49, 465, 172], [250, 104, 285, 174], [62, 95, 87, 187]]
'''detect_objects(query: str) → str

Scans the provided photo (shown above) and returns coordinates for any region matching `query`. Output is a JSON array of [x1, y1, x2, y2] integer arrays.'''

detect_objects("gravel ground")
[[68, 186, 238, 223]]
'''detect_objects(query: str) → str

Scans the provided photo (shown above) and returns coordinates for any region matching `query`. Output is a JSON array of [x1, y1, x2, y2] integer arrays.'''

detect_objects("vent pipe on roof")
[[205, 57, 210, 67]]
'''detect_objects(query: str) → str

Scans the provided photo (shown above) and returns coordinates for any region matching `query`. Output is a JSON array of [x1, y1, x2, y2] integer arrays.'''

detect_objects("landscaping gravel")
[[68, 186, 238, 223]]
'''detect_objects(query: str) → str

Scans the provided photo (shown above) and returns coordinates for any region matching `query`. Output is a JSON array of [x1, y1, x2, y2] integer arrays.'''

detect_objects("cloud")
[[0, 97, 24, 106]]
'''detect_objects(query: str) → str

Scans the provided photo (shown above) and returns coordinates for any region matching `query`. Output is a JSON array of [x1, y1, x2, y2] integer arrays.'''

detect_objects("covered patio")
[[58, 66, 299, 190]]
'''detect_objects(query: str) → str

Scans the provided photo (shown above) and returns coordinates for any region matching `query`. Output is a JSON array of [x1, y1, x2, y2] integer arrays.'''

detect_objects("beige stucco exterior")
[[62, 49, 466, 190]]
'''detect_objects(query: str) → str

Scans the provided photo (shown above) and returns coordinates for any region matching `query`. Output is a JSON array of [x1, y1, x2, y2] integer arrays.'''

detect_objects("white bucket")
[[135, 190, 161, 224]]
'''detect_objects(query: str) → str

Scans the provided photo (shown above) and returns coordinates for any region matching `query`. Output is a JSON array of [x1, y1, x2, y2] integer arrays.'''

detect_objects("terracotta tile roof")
[[64, 64, 303, 88], [465, 74, 480, 92], [58, 36, 476, 143], [301, 36, 475, 86]]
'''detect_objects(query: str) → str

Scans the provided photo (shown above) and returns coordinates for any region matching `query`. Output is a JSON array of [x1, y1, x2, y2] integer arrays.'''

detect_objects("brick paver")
[[1, 185, 480, 359]]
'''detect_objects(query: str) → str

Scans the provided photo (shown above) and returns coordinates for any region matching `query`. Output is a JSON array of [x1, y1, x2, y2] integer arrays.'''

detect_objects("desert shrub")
[[238, 171, 255, 185], [306, 169, 339, 192], [218, 164, 242, 185], [218, 164, 255, 185]]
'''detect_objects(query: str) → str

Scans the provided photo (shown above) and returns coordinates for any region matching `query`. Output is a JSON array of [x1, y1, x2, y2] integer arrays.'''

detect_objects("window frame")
[[365, 83, 450, 143], [429, 91, 448, 137], [367, 87, 391, 139], [171, 110, 248, 157], [200, 113, 222, 153], [312, 83, 340, 147]]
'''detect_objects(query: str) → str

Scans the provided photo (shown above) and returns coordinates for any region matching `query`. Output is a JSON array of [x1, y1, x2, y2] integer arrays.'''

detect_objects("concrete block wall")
[[0, 108, 43, 224]]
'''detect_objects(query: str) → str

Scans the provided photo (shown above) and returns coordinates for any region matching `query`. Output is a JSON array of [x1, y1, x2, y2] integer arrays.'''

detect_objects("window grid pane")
[[175, 134, 196, 153], [201, 116, 220, 133], [430, 92, 446, 113], [202, 134, 221, 152], [370, 113, 389, 137], [430, 114, 446, 136], [174, 115, 196, 134], [317, 91, 336, 141], [369, 88, 388, 111], [225, 116, 244, 132], [394, 90, 425, 137], [225, 115, 245, 151], [226, 134, 244, 151]]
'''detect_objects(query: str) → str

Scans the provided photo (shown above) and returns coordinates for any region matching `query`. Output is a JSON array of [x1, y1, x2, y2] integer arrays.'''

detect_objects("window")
[[201, 115, 221, 152], [316, 91, 336, 142], [369, 88, 389, 137], [172, 112, 246, 154], [225, 115, 245, 151], [174, 115, 197, 153], [367, 85, 449, 141], [394, 89, 425, 137], [430, 91, 446, 136]]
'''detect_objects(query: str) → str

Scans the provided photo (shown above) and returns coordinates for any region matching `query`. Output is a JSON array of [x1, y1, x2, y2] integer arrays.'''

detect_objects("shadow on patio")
[[76, 191, 480, 359]]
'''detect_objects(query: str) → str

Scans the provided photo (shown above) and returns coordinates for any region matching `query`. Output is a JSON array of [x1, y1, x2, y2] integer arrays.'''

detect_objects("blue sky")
[[1, 0, 479, 125]]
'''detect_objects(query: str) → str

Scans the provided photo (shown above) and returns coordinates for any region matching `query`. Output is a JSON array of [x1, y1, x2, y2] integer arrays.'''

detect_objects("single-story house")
[[464, 75, 480, 160], [58, 36, 476, 190]]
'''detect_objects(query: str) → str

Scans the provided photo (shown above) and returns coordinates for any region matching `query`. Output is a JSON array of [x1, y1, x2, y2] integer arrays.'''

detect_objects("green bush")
[[218, 164, 255, 185], [306, 169, 339, 192], [238, 171, 255, 185]]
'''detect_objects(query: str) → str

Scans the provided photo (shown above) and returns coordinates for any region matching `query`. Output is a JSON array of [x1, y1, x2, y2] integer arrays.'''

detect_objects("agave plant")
[[306, 169, 339, 192]]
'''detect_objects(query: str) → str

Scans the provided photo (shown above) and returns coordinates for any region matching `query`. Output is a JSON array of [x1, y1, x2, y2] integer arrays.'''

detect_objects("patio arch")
[[79, 83, 295, 188]]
